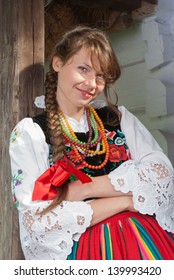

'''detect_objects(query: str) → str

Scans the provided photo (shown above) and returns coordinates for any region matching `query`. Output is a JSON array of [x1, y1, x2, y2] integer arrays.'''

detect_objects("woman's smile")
[[76, 87, 94, 99]]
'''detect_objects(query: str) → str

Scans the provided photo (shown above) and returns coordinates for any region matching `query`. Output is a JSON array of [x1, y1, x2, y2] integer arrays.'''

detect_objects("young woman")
[[9, 26, 174, 260]]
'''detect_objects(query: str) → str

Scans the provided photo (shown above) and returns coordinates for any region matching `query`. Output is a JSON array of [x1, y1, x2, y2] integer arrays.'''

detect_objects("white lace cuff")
[[20, 201, 93, 260], [108, 160, 174, 233]]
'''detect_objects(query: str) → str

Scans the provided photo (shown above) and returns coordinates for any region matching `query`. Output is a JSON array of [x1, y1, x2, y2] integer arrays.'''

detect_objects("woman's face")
[[52, 47, 105, 117]]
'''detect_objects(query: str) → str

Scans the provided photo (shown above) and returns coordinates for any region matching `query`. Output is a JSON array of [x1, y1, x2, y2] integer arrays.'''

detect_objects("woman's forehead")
[[70, 46, 103, 70]]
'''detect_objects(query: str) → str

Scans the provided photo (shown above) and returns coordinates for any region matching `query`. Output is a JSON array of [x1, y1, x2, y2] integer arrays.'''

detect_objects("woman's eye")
[[97, 73, 105, 80], [78, 66, 88, 72]]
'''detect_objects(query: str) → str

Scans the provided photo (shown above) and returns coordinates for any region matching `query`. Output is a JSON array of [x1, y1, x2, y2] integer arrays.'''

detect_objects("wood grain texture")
[[0, 0, 44, 260]]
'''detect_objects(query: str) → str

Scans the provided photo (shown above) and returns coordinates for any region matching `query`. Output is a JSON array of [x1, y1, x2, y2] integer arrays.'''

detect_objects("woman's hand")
[[65, 175, 132, 201], [126, 196, 137, 212], [65, 180, 89, 201], [88, 196, 138, 226]]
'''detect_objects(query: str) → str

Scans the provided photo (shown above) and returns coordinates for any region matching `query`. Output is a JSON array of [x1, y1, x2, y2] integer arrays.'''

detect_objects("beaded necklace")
[[59, 106, 109, 170]]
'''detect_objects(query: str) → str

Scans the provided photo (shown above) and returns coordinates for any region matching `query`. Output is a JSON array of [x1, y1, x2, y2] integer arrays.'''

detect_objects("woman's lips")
[[77, 88, 93, 98]]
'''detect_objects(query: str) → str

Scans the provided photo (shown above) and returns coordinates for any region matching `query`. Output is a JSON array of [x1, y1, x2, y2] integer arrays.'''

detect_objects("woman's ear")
[[52, 56, 63, 72]]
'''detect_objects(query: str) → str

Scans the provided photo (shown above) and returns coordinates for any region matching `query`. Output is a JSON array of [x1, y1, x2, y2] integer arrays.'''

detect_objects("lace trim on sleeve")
[[20, 201, 93, 260], [108, 160, 174, 233]]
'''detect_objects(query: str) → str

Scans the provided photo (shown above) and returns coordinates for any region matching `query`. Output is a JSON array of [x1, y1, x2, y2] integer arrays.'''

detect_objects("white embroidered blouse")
[[9, 106, 174, 260]]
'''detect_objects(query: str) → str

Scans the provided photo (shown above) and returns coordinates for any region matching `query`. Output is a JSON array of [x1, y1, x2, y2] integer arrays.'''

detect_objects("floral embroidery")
[[77, 215, 85, 225], [109, 144, 128, 162], [12, 169, 24, 208], [106, 131, 116, 141], [151, 163, 170, 179], [12, 194, 19, 208], [10, 128, 19, 143], [138, 195, 145, 203], [115, 137, 124, 145], [12, 169, 24, 187], [117, 178, 125, 187], [65, 150, 86, 169], [117, 129, 129, 148]]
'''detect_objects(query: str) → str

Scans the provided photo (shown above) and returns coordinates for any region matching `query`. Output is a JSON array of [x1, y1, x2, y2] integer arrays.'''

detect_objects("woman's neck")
[[59, 106, 85, 122]]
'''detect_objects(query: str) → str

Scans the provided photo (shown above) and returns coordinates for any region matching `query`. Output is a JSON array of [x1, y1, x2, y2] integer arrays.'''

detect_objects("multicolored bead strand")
[[58, 106, 110, 169]]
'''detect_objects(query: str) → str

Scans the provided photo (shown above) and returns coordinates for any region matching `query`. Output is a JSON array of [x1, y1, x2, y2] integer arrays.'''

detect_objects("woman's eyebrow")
[[82, 63, 92, 69], [84, 63, 102, 72]]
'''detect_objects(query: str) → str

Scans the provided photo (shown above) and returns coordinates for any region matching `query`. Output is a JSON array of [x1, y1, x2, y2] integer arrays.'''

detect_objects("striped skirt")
[[67, 211, 174, 260]]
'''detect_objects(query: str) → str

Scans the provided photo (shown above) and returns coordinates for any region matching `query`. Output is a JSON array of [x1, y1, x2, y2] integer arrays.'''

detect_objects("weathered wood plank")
[[0, 0, 17, 260], [0, 0, 44, 260]]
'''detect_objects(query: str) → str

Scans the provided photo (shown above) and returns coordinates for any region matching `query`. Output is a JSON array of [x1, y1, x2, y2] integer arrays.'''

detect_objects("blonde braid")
[[45, 70, 65, 161]]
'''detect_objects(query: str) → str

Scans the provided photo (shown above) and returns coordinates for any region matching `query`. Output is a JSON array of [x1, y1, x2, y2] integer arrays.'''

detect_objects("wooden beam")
[[60, 0, 142, 11], [0, 0, 17, 260], [0, 0, 44, 260]]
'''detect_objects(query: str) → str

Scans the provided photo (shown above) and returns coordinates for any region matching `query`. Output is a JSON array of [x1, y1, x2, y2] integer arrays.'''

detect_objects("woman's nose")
[[84, 76, 97, 88]]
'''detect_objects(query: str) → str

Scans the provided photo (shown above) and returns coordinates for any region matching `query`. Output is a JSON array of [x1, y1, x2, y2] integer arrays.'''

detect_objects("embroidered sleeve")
[[108, 106, 174, 233], [9, 118, 93, 259]]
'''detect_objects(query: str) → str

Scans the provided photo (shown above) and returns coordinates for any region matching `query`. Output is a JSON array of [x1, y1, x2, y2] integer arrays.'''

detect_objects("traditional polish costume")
[[9, 104, 174, 259]]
